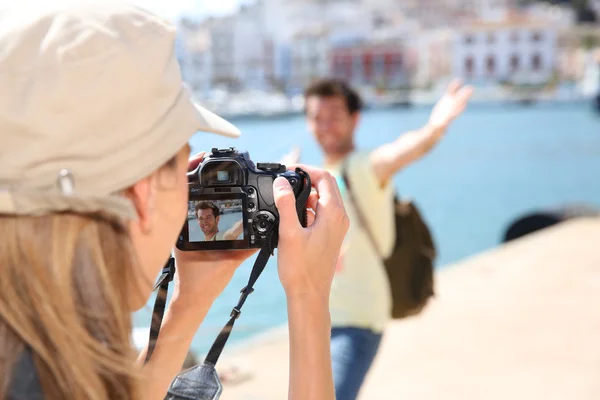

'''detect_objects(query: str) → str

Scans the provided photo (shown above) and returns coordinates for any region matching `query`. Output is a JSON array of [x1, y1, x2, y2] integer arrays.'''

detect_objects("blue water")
[[133, 101, 600, 353]]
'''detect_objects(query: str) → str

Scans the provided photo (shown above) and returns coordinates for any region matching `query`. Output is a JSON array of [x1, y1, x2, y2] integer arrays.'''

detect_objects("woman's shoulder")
[[7, 349, 45, 400]]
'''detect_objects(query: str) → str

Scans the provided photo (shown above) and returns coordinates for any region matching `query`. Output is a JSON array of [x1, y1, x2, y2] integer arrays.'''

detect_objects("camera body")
[[176, 147, 306, 251]]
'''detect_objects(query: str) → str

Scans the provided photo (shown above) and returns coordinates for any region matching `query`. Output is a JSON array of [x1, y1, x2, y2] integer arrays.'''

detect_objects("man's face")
[[197, 208, 219, 235], [305, 95, 359, 157]]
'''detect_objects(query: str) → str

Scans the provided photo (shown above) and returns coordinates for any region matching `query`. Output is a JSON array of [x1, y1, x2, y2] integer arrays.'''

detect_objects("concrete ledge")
[[219, 217, 600, 400]]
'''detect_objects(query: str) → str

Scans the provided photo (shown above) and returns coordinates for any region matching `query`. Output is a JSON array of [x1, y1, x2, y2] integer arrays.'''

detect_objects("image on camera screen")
[[187, 199, 244, 242]]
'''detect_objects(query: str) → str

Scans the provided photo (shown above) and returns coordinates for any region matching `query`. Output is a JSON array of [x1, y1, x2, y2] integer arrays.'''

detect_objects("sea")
[[132, 100, 600, 354]]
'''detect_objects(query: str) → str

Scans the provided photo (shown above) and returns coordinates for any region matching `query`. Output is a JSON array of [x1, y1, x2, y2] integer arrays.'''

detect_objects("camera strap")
[[143, 232, 276, 367], [204, 230, 276, 365], [143, 256, 176, 364], [144, 168, 311, 369]]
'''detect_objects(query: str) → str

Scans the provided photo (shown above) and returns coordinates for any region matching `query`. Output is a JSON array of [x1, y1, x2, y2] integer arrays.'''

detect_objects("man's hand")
[[428, 79, 474, 130], [280, 146, 301, 166], [223, 219, 244, 241]]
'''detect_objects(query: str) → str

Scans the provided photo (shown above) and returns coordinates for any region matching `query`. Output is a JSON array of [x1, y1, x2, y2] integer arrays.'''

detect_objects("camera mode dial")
[[257, 163, 286, 173]]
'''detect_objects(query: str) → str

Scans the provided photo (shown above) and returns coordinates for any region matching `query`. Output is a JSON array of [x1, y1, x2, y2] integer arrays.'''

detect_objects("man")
[[195, 201, 243, 241], [290, 78, 473, 400]]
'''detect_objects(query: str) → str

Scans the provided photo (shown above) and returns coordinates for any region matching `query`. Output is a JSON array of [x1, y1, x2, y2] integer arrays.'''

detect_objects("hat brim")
[[193, 102, 241, 138]]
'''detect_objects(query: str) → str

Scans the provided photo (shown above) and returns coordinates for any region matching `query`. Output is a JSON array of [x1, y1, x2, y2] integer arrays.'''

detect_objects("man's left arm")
[[223, 220, 244, 240], [370, 79, 473, 187]]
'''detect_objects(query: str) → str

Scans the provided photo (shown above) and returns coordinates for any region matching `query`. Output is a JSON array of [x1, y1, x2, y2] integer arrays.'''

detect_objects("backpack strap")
[[341, 159, 383, 260]]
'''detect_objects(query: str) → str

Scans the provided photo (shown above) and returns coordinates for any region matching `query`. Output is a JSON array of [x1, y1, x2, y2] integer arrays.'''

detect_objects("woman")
[[0, 2, 349, 400]]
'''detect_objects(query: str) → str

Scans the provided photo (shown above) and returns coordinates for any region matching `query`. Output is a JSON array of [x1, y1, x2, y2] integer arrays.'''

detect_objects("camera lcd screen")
[[187, 199, 244, 242]]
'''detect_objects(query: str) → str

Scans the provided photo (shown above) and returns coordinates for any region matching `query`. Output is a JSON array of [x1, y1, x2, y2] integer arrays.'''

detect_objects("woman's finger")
[[307, 191, 319, 211], [290, 164, 344, 207], [273, 177, 302, 239], [188, 151, 206, 171], [306, 208, 316, 227], [288, 164, 333, 189], [311, 174, 346, 230]]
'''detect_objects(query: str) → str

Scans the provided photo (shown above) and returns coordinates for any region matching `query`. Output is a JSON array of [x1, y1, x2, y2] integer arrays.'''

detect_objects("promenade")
[[216, 217, 600, 400]]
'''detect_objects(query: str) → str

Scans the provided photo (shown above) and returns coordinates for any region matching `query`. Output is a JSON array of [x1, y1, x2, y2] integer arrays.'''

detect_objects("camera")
[[176, 147, 308, 251]]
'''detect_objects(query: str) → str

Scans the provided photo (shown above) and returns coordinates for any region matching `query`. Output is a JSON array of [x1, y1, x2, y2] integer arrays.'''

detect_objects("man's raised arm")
[[370, 79, 473, 187], [223, 219, 244, 241]]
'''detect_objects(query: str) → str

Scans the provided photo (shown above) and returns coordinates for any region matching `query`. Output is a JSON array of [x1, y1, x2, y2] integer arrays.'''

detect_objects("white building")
[[232, 3, 270, 90], [453, 20, 557, 85], [203, 16, 236, 89], [270, 0, 372, 90], [288, 25, 331, 89], [412, 29, 455, 88], [189, 1, 276, 91], [176, 19, 213, 97], [523, 3, 576, 27]]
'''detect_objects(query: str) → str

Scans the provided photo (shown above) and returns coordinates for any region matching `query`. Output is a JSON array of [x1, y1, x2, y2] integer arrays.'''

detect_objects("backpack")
[[342, 167, 436, 319]]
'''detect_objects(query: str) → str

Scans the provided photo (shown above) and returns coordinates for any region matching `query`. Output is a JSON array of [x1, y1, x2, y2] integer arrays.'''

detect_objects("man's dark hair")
[[304, 78, 363, 115], [195, 201, 220, 218]]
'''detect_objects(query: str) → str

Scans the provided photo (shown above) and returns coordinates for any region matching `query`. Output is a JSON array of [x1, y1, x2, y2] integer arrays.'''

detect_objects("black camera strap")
[[143, 234, 276, 366], [144, 256, 176, 364], [144, 168, 310, 368], [204, 229, 276, 365]]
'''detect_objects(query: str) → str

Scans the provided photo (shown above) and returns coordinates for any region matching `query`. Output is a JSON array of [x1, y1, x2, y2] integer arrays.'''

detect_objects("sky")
[[130, 0, 244, 20]]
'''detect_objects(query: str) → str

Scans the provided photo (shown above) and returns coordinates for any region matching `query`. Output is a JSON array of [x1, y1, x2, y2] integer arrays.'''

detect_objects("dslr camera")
[[176, 147, 307, 251]]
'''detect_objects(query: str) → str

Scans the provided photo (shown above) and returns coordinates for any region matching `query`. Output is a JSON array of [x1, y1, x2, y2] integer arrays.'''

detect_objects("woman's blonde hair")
[[0, 212, 143, 399]]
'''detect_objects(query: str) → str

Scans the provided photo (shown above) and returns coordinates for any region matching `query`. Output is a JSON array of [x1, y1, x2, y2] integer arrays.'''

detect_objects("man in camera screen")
[[194, 201, 243, 241]]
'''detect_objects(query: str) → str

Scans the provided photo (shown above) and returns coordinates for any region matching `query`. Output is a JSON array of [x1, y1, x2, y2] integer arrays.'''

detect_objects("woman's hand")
[[273, 164, 347, 400], [139, 152, 256, 400], [172, 152, 257, 308], [172, 248, 257, 306], [273, 164, 349, 301]]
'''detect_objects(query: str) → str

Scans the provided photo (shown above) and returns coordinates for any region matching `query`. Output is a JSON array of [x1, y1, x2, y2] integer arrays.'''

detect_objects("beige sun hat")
[[0, 0, 240, 220]]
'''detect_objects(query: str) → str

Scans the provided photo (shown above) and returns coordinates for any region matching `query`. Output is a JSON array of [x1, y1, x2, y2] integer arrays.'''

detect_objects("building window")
[[486, 33, 495, 44], [531, 32, 542, 42], [531, 53, 542, 71], [464, 56, 474, 77], [486, 55, 496, 76], [510, 54, 519, 72], [510, 31, 519, 43], [464, 34, 475, 45]]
